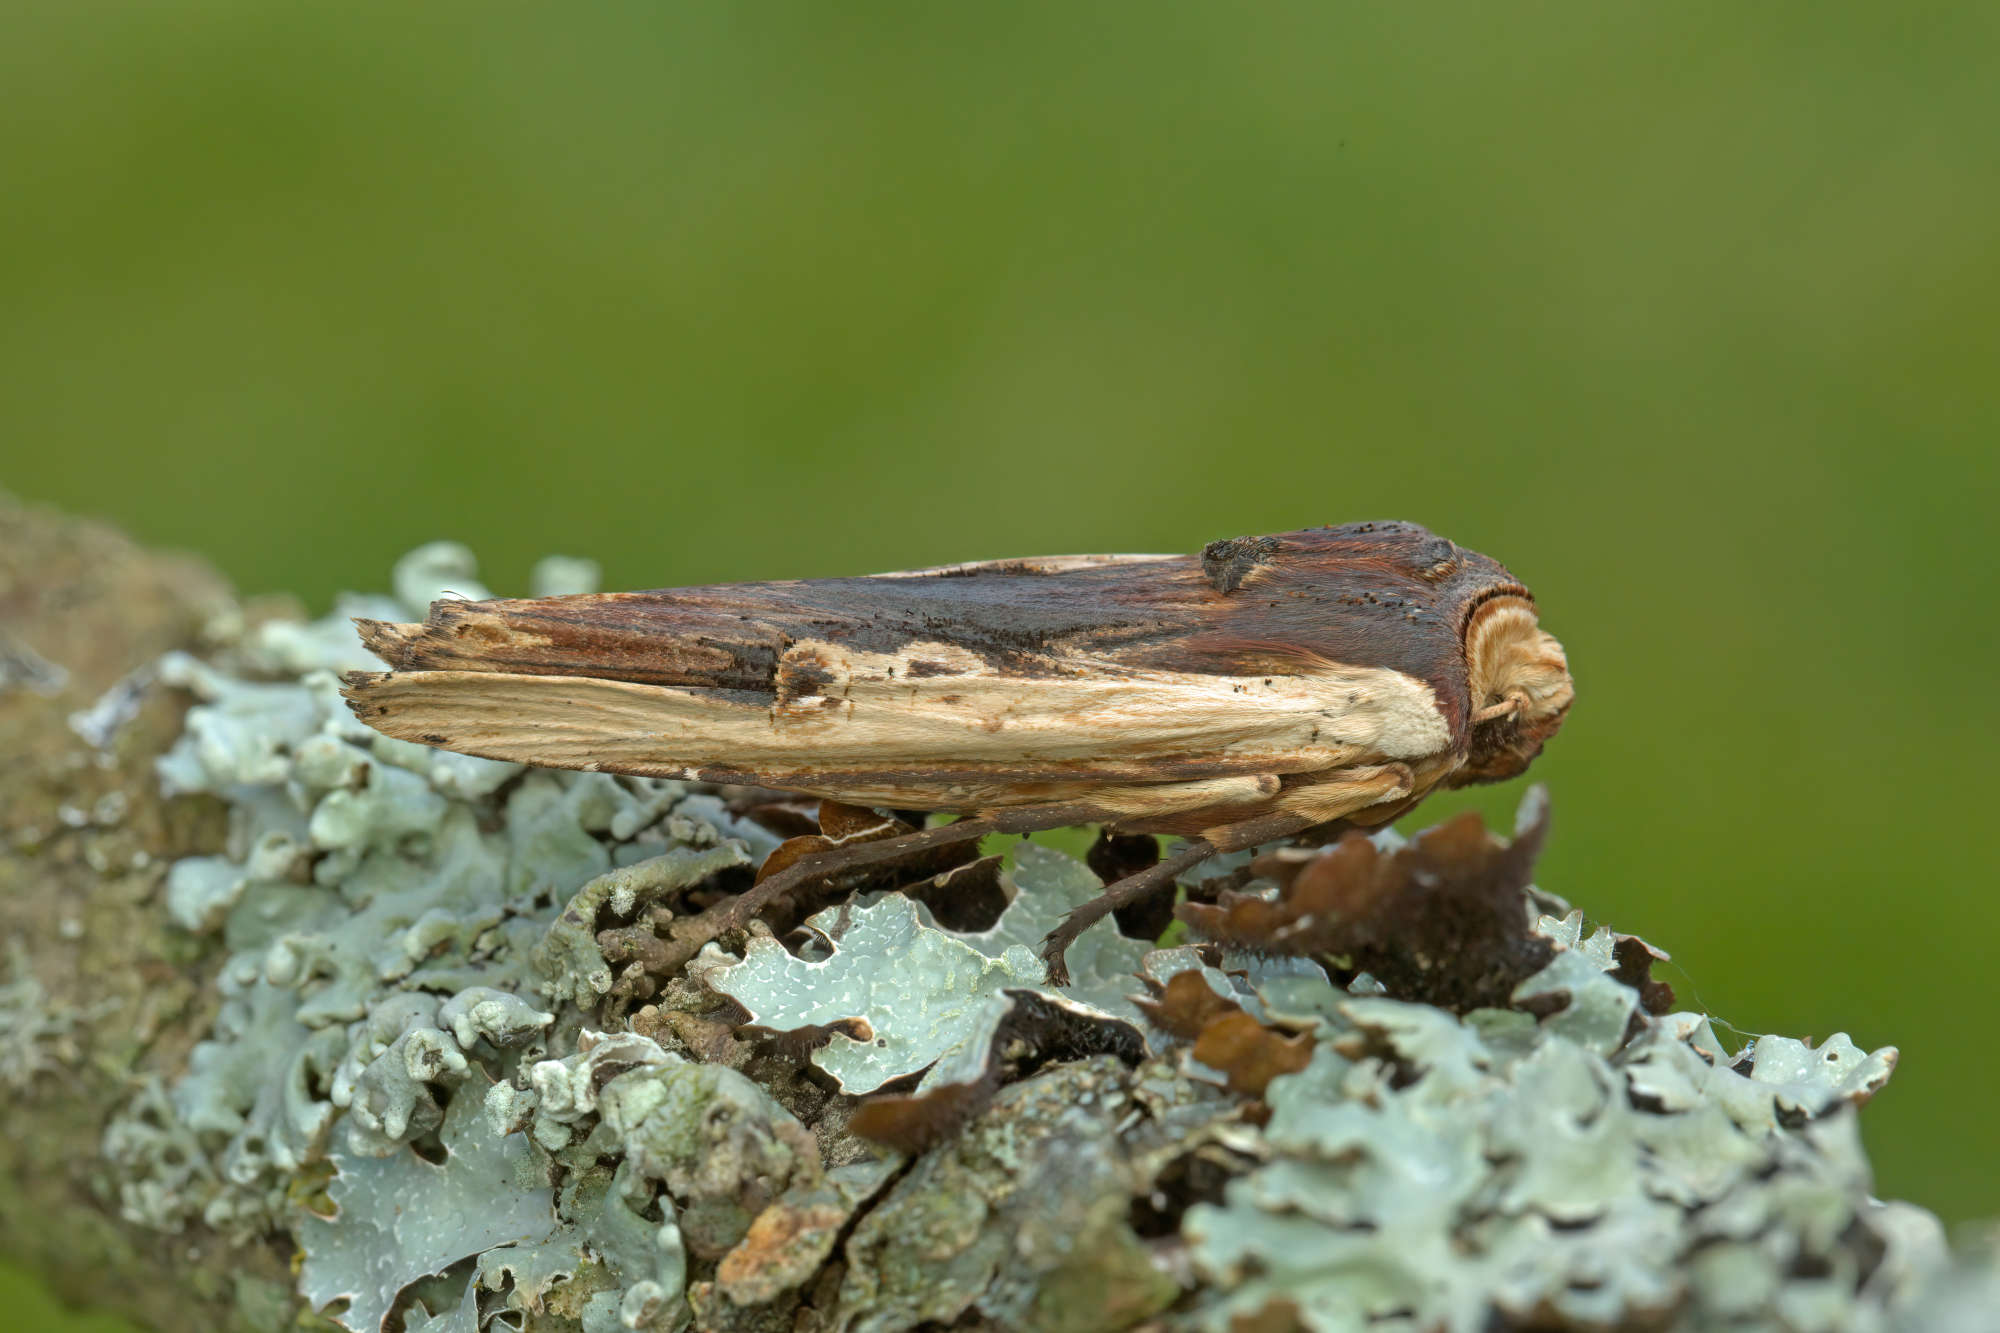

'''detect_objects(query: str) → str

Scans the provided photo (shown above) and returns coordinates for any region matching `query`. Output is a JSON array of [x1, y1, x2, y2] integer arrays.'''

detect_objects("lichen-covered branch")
[[3, 497, 1997, 1333]]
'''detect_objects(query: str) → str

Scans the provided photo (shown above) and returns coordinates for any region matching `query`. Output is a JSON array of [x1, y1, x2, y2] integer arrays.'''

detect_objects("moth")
[[341, 521, 1573, 983]]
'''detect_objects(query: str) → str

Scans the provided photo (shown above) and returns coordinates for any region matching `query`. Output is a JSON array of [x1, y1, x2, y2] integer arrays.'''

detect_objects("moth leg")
[[659, 776, 1286, 974], [656, 798, 1132, 973], [1037, 810, 1317, 985], [1038, 763, 1418, 985]]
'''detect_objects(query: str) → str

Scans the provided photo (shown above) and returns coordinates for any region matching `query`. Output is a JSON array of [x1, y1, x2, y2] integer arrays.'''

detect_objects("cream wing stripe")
[[350, 647, 1448, 778]]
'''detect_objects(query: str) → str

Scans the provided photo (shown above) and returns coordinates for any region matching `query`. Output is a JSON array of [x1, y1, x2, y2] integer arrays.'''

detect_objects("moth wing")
[[341, 662, 1390, 810], [345, 523, 1508, 795], [351, 552, 1212, 691], [866, 552, 1179, 578]]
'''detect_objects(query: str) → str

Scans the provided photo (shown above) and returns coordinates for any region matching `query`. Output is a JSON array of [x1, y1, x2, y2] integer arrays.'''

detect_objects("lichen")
[[104, 547, 791, 1328], [0, 938, 94, 1088], [699, 840, 1191, 1098], [827, 1056, 1208, 1333], [702, 894, 1055, 1094], [297, 1086, 557, 1333], [475, 1025, 859, 1331], [1176, 899, 1927, 1333], [94, 543, 1987, 1333]]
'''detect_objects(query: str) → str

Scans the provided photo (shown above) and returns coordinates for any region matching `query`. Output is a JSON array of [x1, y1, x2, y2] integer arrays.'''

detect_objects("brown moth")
[[340, 521, 1574, 983]]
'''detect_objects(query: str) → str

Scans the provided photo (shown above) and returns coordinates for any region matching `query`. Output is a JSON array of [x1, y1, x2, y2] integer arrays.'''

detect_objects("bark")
[[0, 497, 299, 1333]]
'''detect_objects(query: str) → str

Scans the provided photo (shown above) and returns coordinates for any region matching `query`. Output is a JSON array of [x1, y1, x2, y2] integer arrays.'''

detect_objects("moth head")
[[1455, 595, 1573, 785]]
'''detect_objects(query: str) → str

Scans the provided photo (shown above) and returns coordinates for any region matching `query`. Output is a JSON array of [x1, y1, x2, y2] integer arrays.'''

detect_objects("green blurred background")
[[5, 0, 1996, 1322]]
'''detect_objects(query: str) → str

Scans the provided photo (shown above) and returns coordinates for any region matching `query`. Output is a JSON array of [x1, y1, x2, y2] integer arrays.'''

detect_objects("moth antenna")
[[1470, 693, 1526, 725]]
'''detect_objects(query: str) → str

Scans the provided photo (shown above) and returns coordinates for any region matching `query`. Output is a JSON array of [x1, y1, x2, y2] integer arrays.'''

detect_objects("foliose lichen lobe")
[[64, 538, 1972, 1333]]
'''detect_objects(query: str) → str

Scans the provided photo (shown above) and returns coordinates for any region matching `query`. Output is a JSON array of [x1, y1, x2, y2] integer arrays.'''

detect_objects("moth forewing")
[[867, 551, 1179, 578], [340, 521, 1574, 984], [348, 643, 1448, 785]]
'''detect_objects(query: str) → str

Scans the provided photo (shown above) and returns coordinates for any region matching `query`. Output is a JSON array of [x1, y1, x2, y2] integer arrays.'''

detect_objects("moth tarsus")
[[341, 520, 1575, 983]]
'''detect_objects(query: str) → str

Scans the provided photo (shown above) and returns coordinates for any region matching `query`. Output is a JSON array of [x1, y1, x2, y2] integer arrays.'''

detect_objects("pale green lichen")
[[297, 1088, 556, 1333], [1177, 897, 1927, 1333], [914, 840, 1158, 1021], [480, 1027, 829, 1332], [106, 547, 789, 1328], [401, 1280, 480, 1333], [700, 894, 1051, 1094], [828, 1056, 1221, 1333], [534, 845, 752, 1009], [699, 841, 1203, 1096], [1890, 1231, 2000, 1332], [100, 545, 1986, 1333]]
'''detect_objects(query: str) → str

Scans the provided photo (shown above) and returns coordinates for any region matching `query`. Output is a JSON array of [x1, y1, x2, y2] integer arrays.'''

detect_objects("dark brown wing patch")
[[1137, 522, 1532, 742], [354, 521, 1526, 747]]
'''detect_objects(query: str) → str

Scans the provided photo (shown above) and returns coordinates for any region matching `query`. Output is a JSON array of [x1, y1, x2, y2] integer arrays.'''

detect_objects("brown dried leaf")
[[754, 834, 835, 887], [1133, 969, 1242, 1041], [1245, 846, 1319, 891], [1177, 790, 1558, 1013], [1228, 1297, 1310, 1333], [846, 1077, 999, 1155], [1191, 1012, 1315, 1098], [1612, 932, 1676, 1015], [816, 798, 900, 841], [743, 1016, 876, 1066], [739, 800, 821, 839], [902, 853, 1009, 932], [753, 802, 910, 885], [1133, 970, 1316, 1102]]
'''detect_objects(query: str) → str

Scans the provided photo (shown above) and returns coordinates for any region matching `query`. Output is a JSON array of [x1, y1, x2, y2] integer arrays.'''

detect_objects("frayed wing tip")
[[351, 617, 424, 666], [338, 670, 388, 717]]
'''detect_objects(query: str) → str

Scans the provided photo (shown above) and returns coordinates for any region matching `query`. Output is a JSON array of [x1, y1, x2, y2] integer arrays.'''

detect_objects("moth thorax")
[[1459, 596, 1574, 783]]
